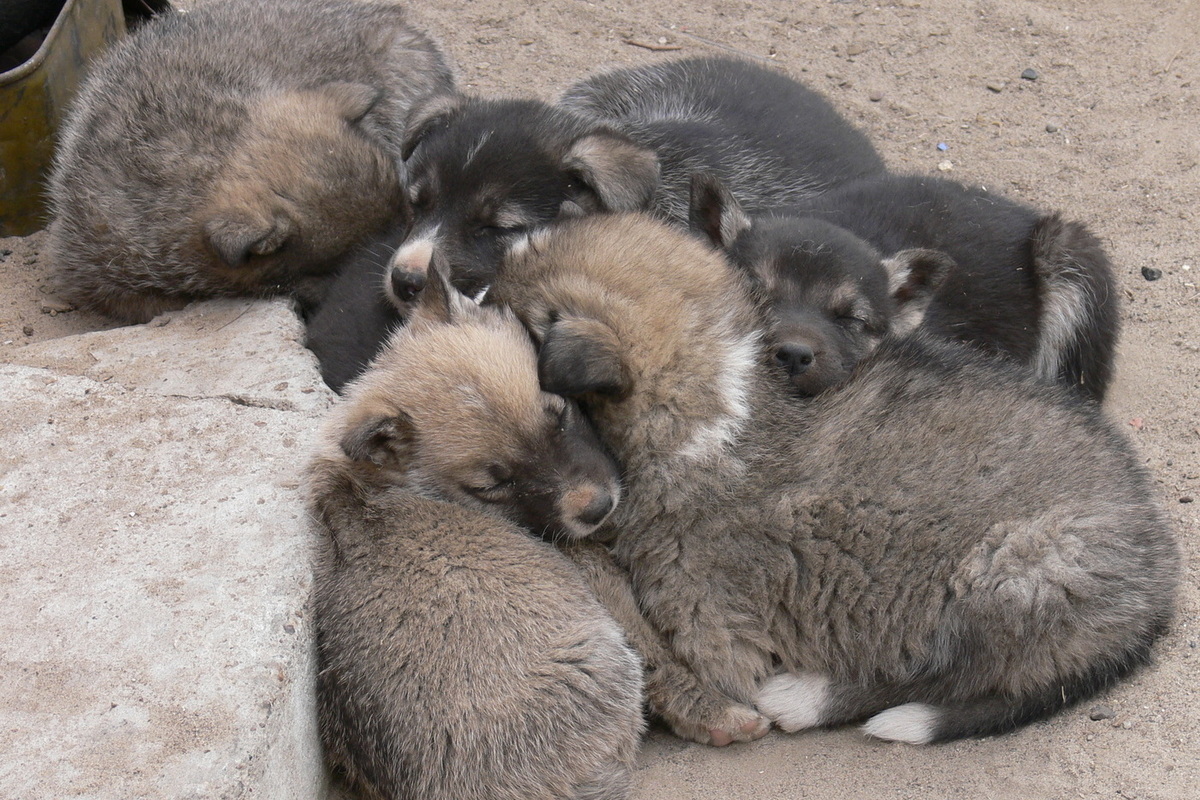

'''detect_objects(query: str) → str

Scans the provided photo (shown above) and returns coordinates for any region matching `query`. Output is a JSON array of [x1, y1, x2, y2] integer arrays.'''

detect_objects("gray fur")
[[489, 214, 1180, 743], [559, 56, 886, 224], [47, 0, 453, 322], [306, 272, 644, 798]]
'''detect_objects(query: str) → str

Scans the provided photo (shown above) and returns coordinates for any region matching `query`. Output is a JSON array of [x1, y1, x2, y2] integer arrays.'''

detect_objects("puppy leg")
[[560, 541, 770, 746]]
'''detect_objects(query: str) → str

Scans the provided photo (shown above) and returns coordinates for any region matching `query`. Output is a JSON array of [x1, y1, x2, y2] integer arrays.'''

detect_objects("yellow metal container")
[[0, 0, 126, 236]]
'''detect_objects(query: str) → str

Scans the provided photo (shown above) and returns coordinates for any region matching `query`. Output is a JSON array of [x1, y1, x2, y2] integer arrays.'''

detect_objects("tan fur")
[[489, 214, 1179, 743], [47, 0, 453, 322], [306, 274, 644, 798]]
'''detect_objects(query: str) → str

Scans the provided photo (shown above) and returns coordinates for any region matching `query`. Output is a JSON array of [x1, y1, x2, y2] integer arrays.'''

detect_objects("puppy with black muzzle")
[[488, 213, 1178, 745], [691, 172, 1119, 400], [47, 0, 453, 323], [308, 268, 642, 800]]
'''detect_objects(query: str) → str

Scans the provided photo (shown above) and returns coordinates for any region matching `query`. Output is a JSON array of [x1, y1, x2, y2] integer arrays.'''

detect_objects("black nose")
[[390, 268, 427, 303], [775, 343, 815, 376], [577, 492, 615, 527]]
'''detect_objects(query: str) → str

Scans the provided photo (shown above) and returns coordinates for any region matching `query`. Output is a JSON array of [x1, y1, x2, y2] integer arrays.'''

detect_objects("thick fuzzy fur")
[[47, 0, 453, 322], [692, 172, 1119, 400], [560, 56, 886, 223], [488, 214, 1179, 744], [307, 272, 643, 799]]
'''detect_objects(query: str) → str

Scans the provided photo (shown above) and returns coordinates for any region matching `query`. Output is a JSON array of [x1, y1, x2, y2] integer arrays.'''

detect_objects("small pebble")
[[1180, 496, 1195, 504], [937, 142, 949, 151], [1141, 267, 1162, 281], [868, 90, 884, 102], [846, 41, 868, 56], [41, 301, 75, 315], [937, 160, 954, 172], [1021, 68, 1040, 81], [1045, 123, 1059, 133], [987, 81, 1006, 93], [1089, 705, 1116, 720], [22, 325, 34, 337]]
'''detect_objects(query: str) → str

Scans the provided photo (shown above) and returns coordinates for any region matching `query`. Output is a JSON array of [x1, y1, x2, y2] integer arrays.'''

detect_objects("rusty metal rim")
[[0, 0, 79, 84]]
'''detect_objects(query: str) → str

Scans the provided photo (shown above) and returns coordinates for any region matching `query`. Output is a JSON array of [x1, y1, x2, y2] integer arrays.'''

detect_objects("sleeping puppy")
[[47, 0, 453, 322], [488, 213, 1178, 745], [308, 266, 644, 799], [692, 172, 1119, 401]]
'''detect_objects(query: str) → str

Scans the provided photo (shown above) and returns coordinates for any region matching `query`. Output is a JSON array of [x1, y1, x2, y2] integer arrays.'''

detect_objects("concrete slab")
[[0, 300, 335, 799]]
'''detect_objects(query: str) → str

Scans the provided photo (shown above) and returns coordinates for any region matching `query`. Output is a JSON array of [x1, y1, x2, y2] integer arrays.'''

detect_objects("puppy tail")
[[1028, 213, 1120, 402], [862, 625, 1164, 744]]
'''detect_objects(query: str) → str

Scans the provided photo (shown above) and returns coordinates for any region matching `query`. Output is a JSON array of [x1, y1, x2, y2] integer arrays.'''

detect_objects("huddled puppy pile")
[[47, 1, 1178, 798]]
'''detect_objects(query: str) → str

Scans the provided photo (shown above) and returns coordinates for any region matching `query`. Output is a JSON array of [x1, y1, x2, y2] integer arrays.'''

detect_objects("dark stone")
[[1021, 68, 1040, 81], [1142, 267, 1162, 281]]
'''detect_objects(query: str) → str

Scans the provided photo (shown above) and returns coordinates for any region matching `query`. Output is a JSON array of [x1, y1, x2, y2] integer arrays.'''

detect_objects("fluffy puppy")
[[307, 269, 643, 799], [488, 214, 1179, 745], [691, 172, 1119, 400], [47, 0, 453, 322]]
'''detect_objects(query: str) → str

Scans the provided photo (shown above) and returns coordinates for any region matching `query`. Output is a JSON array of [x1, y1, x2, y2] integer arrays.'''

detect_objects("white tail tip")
[[862, 702, 939, 744]]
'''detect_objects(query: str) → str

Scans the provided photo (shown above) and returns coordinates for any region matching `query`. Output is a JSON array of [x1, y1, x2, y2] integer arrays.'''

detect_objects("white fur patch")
[[463, 131, 493, 166], [861, 703, 939, 744], [471, 286, 490, 304], [755, 672, 830, 732], [677, 328, 758, 461]]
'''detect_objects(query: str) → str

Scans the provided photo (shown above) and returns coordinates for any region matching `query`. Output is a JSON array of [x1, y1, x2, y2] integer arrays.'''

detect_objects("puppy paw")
[[647, 663, 770, 746]]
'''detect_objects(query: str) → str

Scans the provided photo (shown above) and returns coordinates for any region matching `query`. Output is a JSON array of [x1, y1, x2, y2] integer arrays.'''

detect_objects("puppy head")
[[691, 174, 951, 395], [382, 95, 659, 316], [197, 82, 405, 293], [491, 215, 764, 465], [320, 265, 621, 540]]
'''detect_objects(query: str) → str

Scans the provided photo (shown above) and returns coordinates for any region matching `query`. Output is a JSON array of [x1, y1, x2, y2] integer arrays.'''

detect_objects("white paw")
[[754, 672, 830, 732], [862, 702, 939, 744]]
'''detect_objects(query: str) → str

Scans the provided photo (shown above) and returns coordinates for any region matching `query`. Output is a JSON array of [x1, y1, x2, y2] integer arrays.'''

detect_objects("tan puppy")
[[48, 0, 452, 322], [488, 214, 1179, 744], [307, 271, 643, 799]]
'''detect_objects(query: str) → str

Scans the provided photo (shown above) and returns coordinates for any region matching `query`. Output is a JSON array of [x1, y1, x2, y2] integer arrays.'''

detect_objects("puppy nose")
[[389, 267, 427, 303], [577, 492, 615, 527], [775, 343, 815, 376]]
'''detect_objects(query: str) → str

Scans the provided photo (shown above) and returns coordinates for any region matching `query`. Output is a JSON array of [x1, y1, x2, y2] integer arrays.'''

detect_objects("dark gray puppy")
[[489, 214, 1179, 745], [47, 0, 453, 322], [559, 56, 886, 223], [308, 269, 643, 799], [691, 172, 1120, 401]]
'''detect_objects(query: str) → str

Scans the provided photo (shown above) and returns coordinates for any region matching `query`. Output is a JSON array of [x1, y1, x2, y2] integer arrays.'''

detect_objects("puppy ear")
[[411, 262, 476, 325], [882, 248, 956, 335], [339, 410, 417, 470], [689, 172, 751, 249], [564, 133, 659, 211], [401, 93, 463, 160], [203, 211, 293, 268], [317, 81, 382, 124], [540, 316, 629, 398]]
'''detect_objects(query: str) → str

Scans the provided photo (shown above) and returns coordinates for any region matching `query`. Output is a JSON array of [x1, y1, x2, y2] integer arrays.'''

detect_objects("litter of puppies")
[[40, 2, 1179, 798]]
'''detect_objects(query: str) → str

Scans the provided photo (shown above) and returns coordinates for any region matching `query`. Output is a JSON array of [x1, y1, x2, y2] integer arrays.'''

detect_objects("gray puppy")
[[307, 270, 644, 799], [489, 214, 1179, 744], [47, 0, 452, 323]]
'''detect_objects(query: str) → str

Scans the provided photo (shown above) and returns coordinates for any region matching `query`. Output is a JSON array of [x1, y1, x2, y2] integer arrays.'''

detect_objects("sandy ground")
[[2, 1, 1197, 798]]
